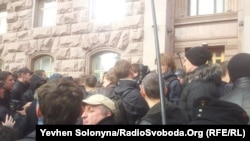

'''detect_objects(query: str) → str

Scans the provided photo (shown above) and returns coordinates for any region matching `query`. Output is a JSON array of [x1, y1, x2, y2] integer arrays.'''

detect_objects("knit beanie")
[[228, 53, 250, 82], [185, 46, 212, 66]]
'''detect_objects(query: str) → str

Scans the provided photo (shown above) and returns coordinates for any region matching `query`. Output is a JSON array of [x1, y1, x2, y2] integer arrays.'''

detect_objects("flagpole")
[[151, 0, 166, 125]]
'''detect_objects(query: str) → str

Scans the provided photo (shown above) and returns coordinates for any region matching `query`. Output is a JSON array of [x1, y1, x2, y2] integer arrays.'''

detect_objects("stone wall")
[[0, 0, 145, 78]]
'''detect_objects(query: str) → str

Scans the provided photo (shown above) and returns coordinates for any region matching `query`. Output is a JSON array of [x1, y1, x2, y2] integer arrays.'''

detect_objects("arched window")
[[91, 52, 120, 81], [33, 55, 54, 77]]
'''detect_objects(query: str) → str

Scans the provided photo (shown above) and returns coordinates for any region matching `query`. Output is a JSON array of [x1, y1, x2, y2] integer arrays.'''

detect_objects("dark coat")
[[97, 115, 116, 125], [0, 102, 27, 139], [178, 64, 221, 122], [11, 80, 29, 101], [21, 75, 46, 107], [218, 81, 233, 97], [136, 99, 188, 125], [163, 70, 183, 105], [220, 77, 250, 124], [95, 83, 117, 98], [189, 96, 249, 125], [16, 130, 35, 141], [112, 79, 149, 124], [22, 100, 38, 137], [10, 80, 30, 111]]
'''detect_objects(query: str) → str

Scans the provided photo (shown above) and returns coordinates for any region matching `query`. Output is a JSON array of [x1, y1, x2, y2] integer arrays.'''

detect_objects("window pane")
[[216, 0, 224, 13], [34, 56, 54, 77], [198, 0, 214, 15], [190, 0, 197, 16], [43, 1, 57, 27], [0, 10, 7, 34], [92, 0, 125, 22], [92, 52, 120, 81]]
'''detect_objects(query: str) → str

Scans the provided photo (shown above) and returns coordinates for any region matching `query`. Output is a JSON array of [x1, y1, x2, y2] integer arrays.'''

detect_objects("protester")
[[81, 94, 116, 125], [136, 72, 187, 125], [178, 46, 221, 123], [112, 59, 148, 124], [94, 68, 118, 98], [0, 71, 30, 139], [17, 78, 83, 140], [189, 96, 249, 124], [220, 53, 250, 124], [158, 53, 182, 105], [10, 67, 32, 111]]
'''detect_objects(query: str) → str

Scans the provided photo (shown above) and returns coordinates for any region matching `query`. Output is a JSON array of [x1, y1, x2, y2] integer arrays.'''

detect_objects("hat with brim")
[[82, 94, 115, 111]]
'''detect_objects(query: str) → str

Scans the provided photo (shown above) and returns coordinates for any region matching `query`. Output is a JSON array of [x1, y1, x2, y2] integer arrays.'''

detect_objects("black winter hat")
[[185, 46, 212, 66], [228, 53, 250, 83], [191, 97, 249, 124]]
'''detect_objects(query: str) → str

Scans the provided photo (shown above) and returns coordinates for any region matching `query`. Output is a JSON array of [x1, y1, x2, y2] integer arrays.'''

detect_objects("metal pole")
[[151, 0, 166, 125]]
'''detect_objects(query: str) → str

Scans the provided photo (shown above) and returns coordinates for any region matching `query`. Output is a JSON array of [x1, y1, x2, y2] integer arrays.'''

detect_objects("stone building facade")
[[0, 0, 249, 79]]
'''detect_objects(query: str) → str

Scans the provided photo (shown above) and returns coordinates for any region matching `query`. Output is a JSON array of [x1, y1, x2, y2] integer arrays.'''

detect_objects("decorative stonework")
[[0, 0, 145, 77]]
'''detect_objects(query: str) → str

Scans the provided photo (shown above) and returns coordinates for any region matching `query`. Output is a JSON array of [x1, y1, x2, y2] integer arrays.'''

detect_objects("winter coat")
[[189, 96, 249, 125], [112, 79, 149, 124], [136, 99, 188, 125], [178, 64, 221, 122], [220, 77, 250, 124]]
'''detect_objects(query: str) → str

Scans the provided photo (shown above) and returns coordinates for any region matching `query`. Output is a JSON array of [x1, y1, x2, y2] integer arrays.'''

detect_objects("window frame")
[[32, 55, 54, 77], [0, 4, 7, 34], [90, 52, 120, 81], [189, 0, 225, 16], [32, 0, 57, 27]]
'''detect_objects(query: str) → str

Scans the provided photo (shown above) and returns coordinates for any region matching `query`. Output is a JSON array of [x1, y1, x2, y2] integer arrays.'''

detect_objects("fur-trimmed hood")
[[186, 64, 222, 86]]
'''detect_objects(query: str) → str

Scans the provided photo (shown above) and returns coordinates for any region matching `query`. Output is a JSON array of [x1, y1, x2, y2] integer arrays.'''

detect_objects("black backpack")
[[111, 90, 131, 124]]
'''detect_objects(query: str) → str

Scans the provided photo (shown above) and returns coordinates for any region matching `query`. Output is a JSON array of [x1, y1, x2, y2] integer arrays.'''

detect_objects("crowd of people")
[[0, 46, 250, 141]]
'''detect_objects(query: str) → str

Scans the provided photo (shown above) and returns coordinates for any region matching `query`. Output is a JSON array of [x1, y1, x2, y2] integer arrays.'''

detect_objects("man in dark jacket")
[[112, 59, 149, 124], [10, 67, 32, 111], [178, 46, 221, 123], [17, 78, 84, 141], [136, 73, 187, 125], [220, 53, 250, 124]]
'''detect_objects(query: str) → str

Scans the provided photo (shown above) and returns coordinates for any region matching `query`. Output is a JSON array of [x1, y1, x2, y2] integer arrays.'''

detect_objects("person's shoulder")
[[16, 130, 36, 141]]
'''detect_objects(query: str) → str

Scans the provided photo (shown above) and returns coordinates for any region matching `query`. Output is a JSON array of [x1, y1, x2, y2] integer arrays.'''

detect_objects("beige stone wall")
[[0, 0, 247, 76], [0, 0, 145, 78]]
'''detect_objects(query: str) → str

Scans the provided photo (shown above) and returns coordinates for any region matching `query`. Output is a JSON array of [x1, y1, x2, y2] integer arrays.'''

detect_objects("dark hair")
[[83, 75, 97, 88], [34, 70, 46, 78], [36, 78, 83, 124], [17, 67, 33, 76], [0, 71, 12, 81], [0, 125, 18, 141]]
